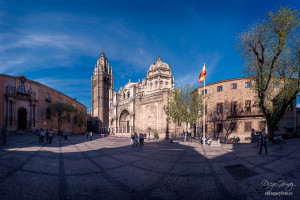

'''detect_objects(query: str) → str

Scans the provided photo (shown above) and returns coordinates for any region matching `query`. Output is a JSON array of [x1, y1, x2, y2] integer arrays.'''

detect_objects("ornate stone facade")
[[108, 56, 176, 138]]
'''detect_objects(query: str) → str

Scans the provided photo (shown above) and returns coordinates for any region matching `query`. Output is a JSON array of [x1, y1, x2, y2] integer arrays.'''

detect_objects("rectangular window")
[[245, 82, 251, 88], [217, 123, 223, 133], [19, 85, 25, 93], [46, 108, 51, 120], [244, 122, 252, 132], [58, 97, 61, 102], [245, 100, 251, 112], [231, 101, 237, 115], [231, 122, 237, 133], [217, 86, 223, 92], [231, 83, 237, 89], [67, 113, 70, 122], [259, 121, 265, 131], [217, 103, 223, 114], [200, 125, 208, 133], [202, 89, 207, 95], [46, 93, 50, 101]]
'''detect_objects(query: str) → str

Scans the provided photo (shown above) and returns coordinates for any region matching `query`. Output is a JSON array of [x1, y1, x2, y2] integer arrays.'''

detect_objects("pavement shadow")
[[0, 135, 299, 200]]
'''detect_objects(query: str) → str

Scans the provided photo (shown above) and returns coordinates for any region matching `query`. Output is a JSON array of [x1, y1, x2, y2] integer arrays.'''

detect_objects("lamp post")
[[148, 126, 151, 141]]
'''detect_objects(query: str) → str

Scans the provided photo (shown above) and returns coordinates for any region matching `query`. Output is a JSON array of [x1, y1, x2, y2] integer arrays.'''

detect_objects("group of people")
[[131, 133, 144, 147], [38, 129, 54, 144]]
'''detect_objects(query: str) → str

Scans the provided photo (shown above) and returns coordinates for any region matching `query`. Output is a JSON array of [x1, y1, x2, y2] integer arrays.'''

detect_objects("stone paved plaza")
[[0, 135, 299, 200]]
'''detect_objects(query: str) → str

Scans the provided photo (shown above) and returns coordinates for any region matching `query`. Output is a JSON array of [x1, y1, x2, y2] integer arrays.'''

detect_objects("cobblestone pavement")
[[0, 135, 299, 200]]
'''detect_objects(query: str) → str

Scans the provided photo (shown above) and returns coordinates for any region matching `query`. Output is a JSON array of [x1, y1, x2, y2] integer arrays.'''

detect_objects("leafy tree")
[[75, 110, 87, 131], [166, 84, 203, 142], [48, 102, 76, 134], [237, 6, 300, 137]]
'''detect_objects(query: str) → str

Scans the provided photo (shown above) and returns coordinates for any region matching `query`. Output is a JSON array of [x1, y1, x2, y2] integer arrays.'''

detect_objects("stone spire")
[[97, 49, 109, 73]]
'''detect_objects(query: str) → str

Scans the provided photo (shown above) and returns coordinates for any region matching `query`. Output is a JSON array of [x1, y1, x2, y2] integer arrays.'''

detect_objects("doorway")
[[18, 107, 27, 131]]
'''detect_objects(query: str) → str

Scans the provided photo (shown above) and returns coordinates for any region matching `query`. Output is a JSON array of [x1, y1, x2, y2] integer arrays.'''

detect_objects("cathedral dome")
[[148, 56, 170, 72]]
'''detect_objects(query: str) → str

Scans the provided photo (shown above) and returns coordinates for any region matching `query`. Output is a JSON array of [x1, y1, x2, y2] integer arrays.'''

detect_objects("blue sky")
[[1, 0, 300, 111]]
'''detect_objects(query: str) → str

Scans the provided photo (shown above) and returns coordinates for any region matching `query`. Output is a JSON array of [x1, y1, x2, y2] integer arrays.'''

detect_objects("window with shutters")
[[231, 83, 237, 89], [231, 101, 237, 115], [231, 122, 237, 133], [244, 122, 252, 132], [217, 103, 223, 114]]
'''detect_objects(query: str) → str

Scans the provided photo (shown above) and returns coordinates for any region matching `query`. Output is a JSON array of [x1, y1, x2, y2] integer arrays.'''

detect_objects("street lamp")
[[148, 126, 151, 141]]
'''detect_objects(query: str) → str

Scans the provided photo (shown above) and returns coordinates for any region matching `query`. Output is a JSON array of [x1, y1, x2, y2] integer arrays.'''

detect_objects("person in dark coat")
[[2, 128, 7, 145], [259, 128, 268, 155]]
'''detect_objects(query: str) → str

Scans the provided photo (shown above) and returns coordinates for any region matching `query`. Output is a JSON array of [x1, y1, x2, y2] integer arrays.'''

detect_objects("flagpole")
[[203, 79, 206, 145]]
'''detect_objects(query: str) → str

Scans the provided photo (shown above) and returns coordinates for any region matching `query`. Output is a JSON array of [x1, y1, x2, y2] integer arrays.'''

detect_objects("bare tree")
[[237, 6, 300, 137], [207, 100, 244, 142]]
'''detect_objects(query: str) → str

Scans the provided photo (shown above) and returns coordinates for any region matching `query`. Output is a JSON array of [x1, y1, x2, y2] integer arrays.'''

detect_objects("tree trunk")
[[184, 123, 188, 143], [267, 124, 275, 140]]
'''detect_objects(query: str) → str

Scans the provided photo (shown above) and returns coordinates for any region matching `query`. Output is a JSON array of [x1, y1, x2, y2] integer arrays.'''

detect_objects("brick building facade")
[[196, 77, 297, 142], [0, 74, 87, 133]]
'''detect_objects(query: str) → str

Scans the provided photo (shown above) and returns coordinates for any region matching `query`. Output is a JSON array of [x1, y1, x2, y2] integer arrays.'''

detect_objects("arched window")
[[127, 92, 130, 98], [165, 82, 168, 87], [123, 93, 125, 99]]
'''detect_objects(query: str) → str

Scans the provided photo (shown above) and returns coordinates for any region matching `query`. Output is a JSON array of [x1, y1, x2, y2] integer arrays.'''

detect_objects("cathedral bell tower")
[[91, 50, 114, 131]]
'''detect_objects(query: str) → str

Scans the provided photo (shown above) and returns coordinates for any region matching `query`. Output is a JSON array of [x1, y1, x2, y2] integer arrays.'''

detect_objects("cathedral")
[[91, 51, 177, 138]]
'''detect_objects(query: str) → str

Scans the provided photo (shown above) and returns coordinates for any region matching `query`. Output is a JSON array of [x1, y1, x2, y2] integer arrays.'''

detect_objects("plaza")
[[0, 135, 299, 200]]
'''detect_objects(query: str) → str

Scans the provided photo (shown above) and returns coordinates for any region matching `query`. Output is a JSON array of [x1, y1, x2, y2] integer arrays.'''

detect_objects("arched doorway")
[[119, 110, 130, 133], [18, 107, 27, 131]]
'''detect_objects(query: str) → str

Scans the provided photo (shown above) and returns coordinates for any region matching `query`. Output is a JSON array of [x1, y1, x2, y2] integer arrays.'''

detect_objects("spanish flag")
[[199, 63, 206, 84]]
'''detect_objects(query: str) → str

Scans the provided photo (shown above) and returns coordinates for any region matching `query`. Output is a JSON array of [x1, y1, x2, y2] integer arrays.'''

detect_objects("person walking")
[[41, 129, 45, 144], [2, 128, 7, 145], [38, 128, 43, 144], [89, 131, 93, 140], [259, 128, 268, 155], [139, 133, 144, 146], [130, 134, 134, 146], [63, 130, 67, 140], [251, 128, 256, 143], [46, 129, 49, 144], [134, 132, 138, 146], [49, 130, 53, 144]]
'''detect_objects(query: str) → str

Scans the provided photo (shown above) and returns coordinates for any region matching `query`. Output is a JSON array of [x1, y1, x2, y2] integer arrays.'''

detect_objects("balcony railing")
[[6, 86, 37, 101]]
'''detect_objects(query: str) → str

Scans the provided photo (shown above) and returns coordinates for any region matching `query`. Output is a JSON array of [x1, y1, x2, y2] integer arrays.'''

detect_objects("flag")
[[250, 101, 256, 107], [199, 64, 206, 84]]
